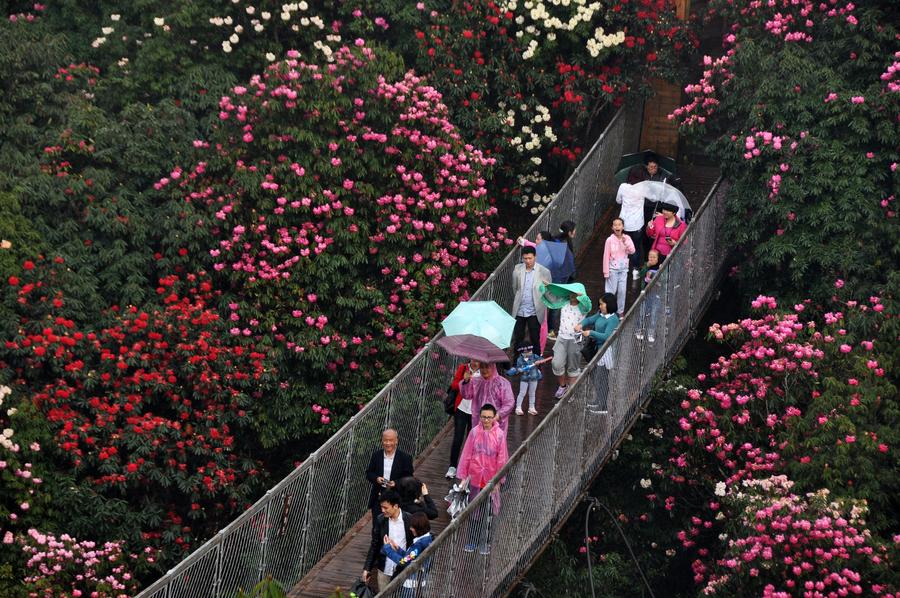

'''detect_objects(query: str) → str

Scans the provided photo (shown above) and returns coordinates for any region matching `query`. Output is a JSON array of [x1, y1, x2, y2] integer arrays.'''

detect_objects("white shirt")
[[383, 514, 407, 576], [457, 368, 480, 414], [616, 183, 645, 232], [383, 453, 395, 483], [558, 304, 583, 340], [517, 268, 537, 317]]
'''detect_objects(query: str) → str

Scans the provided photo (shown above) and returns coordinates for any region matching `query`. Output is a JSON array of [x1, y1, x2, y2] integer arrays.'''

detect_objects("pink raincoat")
[[457, 421, 509, 514], [461, 364, 515, 434]]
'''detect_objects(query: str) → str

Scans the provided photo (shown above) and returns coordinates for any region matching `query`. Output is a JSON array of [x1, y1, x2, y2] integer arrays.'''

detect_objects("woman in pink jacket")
[[456, 403, 509, 554], [461, 362, 515, 435], [646, 202, 687, 260]]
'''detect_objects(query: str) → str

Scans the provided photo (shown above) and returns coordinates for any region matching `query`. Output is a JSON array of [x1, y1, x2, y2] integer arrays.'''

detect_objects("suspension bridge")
[[138, 103, 727, 598]]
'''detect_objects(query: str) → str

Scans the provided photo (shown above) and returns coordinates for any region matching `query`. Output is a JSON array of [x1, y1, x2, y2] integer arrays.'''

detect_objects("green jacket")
[[580, 312, 619, 344]]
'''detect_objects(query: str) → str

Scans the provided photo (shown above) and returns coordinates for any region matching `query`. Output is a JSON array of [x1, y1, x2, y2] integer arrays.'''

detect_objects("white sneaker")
[[647, 333, 656, 343], [635, 331, 644, 340], [515, 408, 524, 416], [445, 466, 457, 478], [554, 385, 567, 399], [528, 408, 538, 415]]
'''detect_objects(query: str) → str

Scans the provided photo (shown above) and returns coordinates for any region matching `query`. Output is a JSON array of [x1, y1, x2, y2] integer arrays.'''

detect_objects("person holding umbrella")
[[626, 152, 668, 184], [615, 182, 646, 273], [445, 359, 480, 479], [646, 202, 687, 261]]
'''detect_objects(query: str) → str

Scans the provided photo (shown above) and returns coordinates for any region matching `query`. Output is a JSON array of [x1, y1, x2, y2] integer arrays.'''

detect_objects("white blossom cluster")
[[502, 103, 557, 212], [586, 27, 626, 57], [211, 3, 324, 55], [498, 0, 625, 60], [0, 385, 19, 452], [313, 34, 344, 62]]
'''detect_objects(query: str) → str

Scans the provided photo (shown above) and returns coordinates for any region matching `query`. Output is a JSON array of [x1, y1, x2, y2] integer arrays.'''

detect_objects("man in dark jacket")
[[362, 489, 414, 592], [365, 428, 414, 525]]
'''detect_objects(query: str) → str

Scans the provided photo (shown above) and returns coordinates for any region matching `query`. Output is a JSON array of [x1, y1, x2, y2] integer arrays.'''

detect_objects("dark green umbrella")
[[613, 150, 677, 186]]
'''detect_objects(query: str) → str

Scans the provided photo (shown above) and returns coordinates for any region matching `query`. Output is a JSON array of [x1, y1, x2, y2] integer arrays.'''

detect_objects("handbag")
[[580, 337, 598, 362], [443, 385, 457, 416], [349, 578, 375, 598]]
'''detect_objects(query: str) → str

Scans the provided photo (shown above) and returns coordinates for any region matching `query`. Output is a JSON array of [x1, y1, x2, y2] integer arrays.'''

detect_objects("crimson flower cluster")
[[4, 260, 270, 557]]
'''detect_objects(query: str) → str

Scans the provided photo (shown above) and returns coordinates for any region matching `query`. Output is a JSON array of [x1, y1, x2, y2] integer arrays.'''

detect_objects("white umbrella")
[[444, 479, 470, 520], [632, 180, 691, 221]]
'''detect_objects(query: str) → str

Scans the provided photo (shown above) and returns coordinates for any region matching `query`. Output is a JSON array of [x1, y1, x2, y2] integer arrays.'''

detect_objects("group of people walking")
[[360, 153, 688, 594]]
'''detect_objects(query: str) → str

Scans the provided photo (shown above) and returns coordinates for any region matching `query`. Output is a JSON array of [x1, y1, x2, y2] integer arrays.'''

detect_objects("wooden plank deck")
[[288, 165, 719, 598]]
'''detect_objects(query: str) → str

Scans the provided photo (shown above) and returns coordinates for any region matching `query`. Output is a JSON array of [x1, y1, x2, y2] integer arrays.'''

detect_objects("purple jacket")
[[461, 370, 515, 435]]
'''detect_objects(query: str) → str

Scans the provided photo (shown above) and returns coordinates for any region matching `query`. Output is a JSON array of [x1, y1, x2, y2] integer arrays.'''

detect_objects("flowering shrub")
[[370, 0, 696, 211], [2, 259, 272, 566], [2, 1, 698, 593], [666, 290, 899, 593], [158, 41, 509, 445], [671, 0, 899, 302], [702, 477, 896, 596], [19, 528, 152, 597], [524, 286, 899, 595]]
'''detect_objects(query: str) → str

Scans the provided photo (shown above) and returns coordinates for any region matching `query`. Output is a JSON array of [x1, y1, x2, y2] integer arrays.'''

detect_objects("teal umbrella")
[[441, 300, 516, 350], [539, 282, 592, 314]]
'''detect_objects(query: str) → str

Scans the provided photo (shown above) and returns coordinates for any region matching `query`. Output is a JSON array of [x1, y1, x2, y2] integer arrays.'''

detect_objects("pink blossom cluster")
[[671, 0, 864, 128], [7, 3, 44, 23], [158, 41, 509, 401], [757, 0, 857, 43], [699, 478, 894, 596], [667, 294, 896, 593], [670, 53, 733, 126], [882, 51, 900, 93], [18, 528, 148, 597]]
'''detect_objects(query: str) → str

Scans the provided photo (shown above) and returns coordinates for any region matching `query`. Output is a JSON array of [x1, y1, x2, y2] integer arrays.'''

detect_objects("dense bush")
[[159, 41, 509, 446], [522, 286, 899, 596], [672, 0, 899, 302], [0, 0, 699, 593]]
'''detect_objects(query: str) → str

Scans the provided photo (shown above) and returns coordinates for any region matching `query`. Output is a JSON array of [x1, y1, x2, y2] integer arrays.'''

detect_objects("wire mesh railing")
[[137, 103, 642, 598], [381, 177, 730, 598]]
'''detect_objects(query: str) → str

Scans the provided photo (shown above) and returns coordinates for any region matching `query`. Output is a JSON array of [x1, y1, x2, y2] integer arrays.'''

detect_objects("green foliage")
[[236, 576, 287, 598], [675, 1, 900, 303]]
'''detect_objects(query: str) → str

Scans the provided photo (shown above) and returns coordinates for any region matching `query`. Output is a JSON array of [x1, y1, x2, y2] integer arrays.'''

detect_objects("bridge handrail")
[[137, 103, 641, 598], [381, 176, 730, 597]]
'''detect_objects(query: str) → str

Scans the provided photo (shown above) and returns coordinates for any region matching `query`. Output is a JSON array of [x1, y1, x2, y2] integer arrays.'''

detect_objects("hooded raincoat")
[[461, 364, 515, 434]]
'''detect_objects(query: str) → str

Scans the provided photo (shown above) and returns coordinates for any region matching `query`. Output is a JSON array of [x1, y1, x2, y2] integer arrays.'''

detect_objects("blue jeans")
[[465, 486, 493, 548], [642, 291, 659, 332]]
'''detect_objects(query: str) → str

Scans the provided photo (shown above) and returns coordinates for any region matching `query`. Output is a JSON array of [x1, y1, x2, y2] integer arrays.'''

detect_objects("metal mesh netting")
[[383, 176, 730, 597], [136, 104, 669, 598]]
